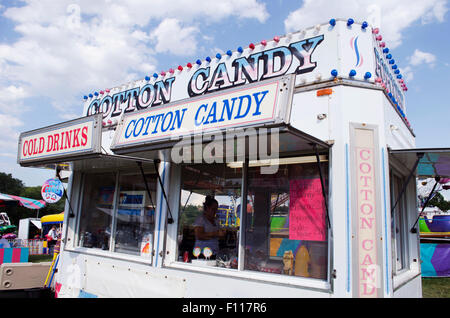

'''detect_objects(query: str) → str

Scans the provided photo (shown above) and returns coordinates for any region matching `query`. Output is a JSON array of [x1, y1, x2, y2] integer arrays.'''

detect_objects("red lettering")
[[47, 135, 54, 152], [361, 254, 374, 266], [38, 137, 45, 153], [23, 140, 28, 157], [360, 203, 373, 215], [81, 126, 88, 146], [64, 130, 72, 149], [360, 175, 371, 187], [33, 138, 39, 155], [360, 189, 372, 200], [72, 128, 81, 147], [360, 162, 371, 174], [361, 267, 376, 282], [360, 149, 371, 161], [28, 139, 34, 156], [52, 133, 60, 151], [360, 217, 374, 229], [362, 282, 376, 295], [60, 132, 65, 150], [362, 239, 373, 251]]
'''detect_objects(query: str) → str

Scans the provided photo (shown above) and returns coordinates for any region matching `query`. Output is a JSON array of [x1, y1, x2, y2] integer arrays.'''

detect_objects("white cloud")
[[408, 49, 437, 67], [0, 0, 269, 114], [0, 85, 29, 114], [400, 66, 414, 82], [150, 19, 200, 56], [284, 0, 448, 48], [400, 49, 437, 82], [0, 0, 269, 163], [0, 113, 23, 154]]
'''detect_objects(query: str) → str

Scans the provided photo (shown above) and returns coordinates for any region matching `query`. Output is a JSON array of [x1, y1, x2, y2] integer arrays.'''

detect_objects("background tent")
[[0, 192, 46, 210]]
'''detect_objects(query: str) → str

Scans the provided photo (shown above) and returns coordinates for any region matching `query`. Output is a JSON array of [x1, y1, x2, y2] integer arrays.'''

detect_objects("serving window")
[[76, 168, 157, 261], [175, 156, 329, 281], [177, 164, 242, 268]]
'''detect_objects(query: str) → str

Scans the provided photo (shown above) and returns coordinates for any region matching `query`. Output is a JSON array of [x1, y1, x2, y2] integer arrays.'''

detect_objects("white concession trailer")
[[18, 19, 448, 298]]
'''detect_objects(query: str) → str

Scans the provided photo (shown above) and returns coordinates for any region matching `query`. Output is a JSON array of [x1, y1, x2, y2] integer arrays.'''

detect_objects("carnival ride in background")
[[417, 178, 450, 277]]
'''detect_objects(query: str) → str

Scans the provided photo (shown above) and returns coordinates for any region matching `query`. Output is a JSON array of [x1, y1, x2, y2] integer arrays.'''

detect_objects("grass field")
[[422, 278, 450, 298], [28, 254, 53, 263]]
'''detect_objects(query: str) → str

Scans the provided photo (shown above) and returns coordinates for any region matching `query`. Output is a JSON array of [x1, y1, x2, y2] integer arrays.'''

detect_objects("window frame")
[[71, 166, 159, 264], [389, 162, 411, 277], [166, 153, 332, 290]]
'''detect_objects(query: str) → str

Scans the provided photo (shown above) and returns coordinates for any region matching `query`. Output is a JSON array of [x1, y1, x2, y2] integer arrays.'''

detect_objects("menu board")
[[288, 178, 326, 241]]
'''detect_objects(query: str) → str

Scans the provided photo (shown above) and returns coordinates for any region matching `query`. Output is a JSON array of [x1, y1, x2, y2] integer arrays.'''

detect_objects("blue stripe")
[[345, 143, 351, 293], [155, 163, 166, 267], [20, 248, 29, 262], [354, 36, 360, 67], [3, 248, 12, 263], [381, 147, 389, 295]]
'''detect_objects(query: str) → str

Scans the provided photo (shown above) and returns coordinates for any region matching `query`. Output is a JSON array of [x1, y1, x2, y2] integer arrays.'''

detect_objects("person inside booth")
[[193, 195, 226, 259]]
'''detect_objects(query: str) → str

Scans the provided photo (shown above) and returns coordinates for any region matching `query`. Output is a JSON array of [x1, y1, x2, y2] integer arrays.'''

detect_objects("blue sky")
[[0, 0, 449, 186]]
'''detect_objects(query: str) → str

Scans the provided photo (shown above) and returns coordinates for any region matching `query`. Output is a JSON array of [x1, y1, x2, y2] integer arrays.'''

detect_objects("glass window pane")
[[114, 173, 157, 257], [78, 173, 116, 250], [177, 164, 242, 268], [244, 161, 328, 280], [390, 172, 407, 273]]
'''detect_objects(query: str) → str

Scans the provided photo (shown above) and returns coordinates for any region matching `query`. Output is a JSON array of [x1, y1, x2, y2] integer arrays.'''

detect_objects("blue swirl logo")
[[350, 36, 363, 67]]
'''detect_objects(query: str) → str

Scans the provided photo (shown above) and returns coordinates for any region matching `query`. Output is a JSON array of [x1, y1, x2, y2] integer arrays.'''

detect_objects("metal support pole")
[[313, 144, 331, 229]]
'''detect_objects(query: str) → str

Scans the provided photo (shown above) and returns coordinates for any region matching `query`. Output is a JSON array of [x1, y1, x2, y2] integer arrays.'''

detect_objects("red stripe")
[[0, 249, 4, 265], [12, 248, 21, 262]]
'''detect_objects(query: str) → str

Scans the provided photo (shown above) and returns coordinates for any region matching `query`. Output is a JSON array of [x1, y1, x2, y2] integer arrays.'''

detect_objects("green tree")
[[0, 172, 24, 195], [0, 172, 65, 227], [428, 192, 450, 212]]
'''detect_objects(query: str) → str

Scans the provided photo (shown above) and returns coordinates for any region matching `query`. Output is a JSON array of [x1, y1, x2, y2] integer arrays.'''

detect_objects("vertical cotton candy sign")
[[288, 178, 326, 241], [41, 178, 64, 203]]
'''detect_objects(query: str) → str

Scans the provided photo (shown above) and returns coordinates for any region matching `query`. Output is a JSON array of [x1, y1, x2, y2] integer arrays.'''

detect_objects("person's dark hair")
[[203, 195, 218, 210]]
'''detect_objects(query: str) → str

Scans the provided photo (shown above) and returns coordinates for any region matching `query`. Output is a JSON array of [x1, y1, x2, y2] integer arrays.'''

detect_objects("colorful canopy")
[[389, 148, 450, 178], [0, 193, 46, 210]]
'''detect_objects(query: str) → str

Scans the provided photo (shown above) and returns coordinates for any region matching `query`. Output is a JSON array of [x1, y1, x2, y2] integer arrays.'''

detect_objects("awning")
[[389, 148, 450, 233], [0, 192, 46, 210], [30, 219, 42, 230], [113, 123, 331, 163], [389, 148, 450, 178]]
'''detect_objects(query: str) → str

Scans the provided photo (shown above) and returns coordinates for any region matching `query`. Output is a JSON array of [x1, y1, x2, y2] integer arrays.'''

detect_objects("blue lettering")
[[151, 114, 164, 134], [171, 108, 187, 131], [161, 112, 173, 132], [234, 95, 252, 119], [252, 90, 268, 116], [204, 101, 218, 124], [125, 120, 136, 139], [218, 97, 237, 122], [133, 118, 145, 137], [142, 115, 154, 136], [195, 104, 207, 126]]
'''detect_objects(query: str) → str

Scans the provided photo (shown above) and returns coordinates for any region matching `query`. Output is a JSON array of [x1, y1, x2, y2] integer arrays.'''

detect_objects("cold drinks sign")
[[18, 114, 102, 166]]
